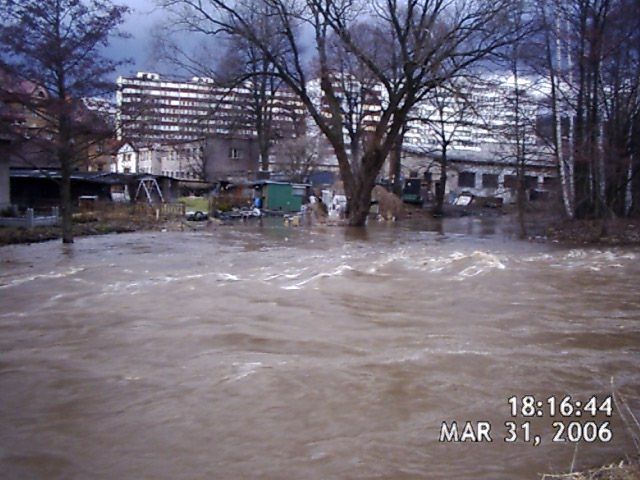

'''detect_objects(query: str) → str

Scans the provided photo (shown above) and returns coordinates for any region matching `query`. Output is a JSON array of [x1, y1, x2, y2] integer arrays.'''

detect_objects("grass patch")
[[179, 196, 209, 212]]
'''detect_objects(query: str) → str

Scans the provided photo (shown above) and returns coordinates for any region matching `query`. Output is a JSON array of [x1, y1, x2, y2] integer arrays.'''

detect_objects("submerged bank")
[[2, 203, 640, 247]]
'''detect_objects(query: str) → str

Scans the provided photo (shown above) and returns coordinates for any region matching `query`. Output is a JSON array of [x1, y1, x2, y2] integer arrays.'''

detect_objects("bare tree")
[[158, 0, 517, 226], [0, 0, 129, 243], [152, 7, 298, 176], [495, 2, 540, 238], [272, 134, 318, 182], [217, 32, 296, 174], [536, 0, 575, 218], [411, 78, 479, 215]]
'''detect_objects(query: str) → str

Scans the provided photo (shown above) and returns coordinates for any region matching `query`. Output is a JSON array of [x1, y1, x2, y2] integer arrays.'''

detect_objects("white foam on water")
[[100, 272, 215, 295], [217, 273, 239, 281], [457, 252, 506, 279], [229, 361, 264, 381], [281, 264, 354, 290], [378, 346, 493, 365], [0, 267, 86, 289], [560, 249, 638, 271], [263, 271, 305, 281], [440, 349, 492, 356], [522, 253, 554, 262], [408, 250, 506, 278]]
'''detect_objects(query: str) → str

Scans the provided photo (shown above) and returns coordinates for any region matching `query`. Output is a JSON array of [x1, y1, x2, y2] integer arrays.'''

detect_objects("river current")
[[1, 217, 639, 479]]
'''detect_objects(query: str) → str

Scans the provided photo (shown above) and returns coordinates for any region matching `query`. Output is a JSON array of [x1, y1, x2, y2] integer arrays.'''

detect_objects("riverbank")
[[0, 217, 188, 246]]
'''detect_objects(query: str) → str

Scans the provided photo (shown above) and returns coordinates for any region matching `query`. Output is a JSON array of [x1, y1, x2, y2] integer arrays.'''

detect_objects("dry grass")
[[542, 378, 640, 480], [541, 462, 640, 480], [0, 203, 189, 246], [546, 218, 640, 245]]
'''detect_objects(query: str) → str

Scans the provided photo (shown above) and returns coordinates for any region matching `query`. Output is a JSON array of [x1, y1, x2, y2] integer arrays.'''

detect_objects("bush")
[[0, 206, 16, 218]]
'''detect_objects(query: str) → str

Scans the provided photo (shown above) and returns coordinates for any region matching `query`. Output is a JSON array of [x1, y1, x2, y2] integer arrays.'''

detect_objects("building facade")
[[116, 72, 304, 145], [394, 75, 556, 202], [114, 141, 208, 181], [114, 142, 139, 174]]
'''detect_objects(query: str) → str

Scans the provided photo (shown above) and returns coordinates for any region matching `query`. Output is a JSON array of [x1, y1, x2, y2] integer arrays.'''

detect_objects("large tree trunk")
[[345, 153, 382, 226], [347, 175, 378, 226], [348, 187, 373, 226], [260, 149, 270, 174]]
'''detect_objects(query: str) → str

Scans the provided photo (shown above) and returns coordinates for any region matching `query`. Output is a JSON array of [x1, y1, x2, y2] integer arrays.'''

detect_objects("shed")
[[259, 181, 309, 212], [9, 169, 179, 208]]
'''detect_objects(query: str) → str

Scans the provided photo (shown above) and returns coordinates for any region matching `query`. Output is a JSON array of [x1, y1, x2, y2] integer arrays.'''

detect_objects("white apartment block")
[[116, 72, 304, 145], [404, 75, 543, 154], [393, 75, 557, 202]]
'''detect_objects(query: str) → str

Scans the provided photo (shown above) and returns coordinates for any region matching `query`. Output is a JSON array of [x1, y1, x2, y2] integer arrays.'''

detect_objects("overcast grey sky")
[[106, 0, 165, 76]]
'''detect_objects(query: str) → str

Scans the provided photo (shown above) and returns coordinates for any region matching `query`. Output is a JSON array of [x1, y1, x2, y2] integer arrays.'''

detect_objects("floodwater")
[[1, 217, 639, 480]]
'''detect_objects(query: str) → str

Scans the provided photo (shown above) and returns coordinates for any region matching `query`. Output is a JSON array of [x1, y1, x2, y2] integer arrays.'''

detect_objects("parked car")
[[185, 210, 208, 221]]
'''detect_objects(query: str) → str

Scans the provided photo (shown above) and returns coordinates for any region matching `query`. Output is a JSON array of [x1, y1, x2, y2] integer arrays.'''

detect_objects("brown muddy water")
[[1, 217, 639, 480]]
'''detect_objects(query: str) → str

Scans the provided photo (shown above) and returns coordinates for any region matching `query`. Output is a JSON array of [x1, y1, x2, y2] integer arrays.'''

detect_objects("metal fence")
[[0, 202, 186, 229], [0, 207, 60, 229]]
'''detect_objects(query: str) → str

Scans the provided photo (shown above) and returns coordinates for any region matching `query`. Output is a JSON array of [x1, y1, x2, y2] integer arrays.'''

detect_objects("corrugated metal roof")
[[9, 169, 174, 184]]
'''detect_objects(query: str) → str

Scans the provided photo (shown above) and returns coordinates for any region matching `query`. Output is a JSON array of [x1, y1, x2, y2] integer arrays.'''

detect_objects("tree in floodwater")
[[159, 0, 518, 226], [0, 0, 129, 243]]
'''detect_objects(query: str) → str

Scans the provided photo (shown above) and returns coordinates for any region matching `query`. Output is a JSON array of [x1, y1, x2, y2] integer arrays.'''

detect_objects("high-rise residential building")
[[115, 72, 304, 144], [404, 75, 543, 154]]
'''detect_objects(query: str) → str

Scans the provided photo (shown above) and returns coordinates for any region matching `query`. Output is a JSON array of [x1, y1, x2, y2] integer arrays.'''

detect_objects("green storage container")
[[265, 183, 303, 212]]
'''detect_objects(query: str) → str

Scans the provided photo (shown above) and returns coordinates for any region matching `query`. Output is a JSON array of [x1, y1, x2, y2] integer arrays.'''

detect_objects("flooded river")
[[1, 217, 639, 479]]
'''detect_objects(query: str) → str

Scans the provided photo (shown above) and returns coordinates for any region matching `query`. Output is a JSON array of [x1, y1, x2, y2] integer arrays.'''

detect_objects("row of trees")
[[2, 0, 640, 237], [485, 0, 640, 225], [539, 0, 640, 221]]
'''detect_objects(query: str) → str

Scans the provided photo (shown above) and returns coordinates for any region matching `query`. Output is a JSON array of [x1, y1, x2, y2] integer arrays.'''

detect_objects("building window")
[[458, 171, 476, 188], [229, 148, 242, 159], [482, 174, 499, 189]]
